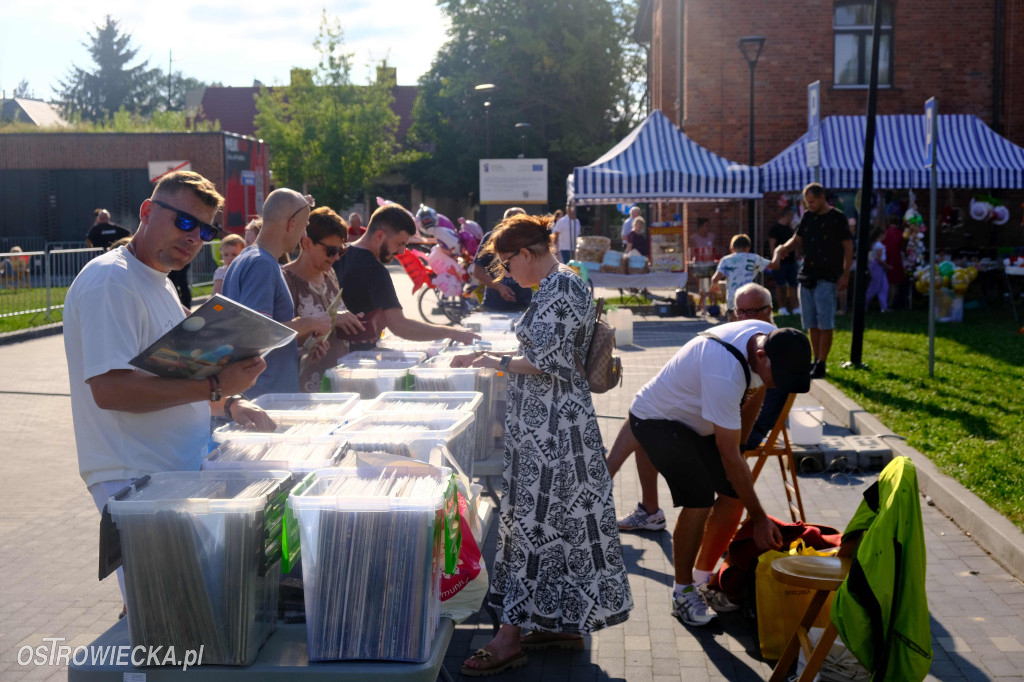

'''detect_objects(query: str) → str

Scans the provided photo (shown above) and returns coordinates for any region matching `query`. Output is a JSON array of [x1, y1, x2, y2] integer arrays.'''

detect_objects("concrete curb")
[[810, 377, 1024, 582], [0, 322, 63, 346]]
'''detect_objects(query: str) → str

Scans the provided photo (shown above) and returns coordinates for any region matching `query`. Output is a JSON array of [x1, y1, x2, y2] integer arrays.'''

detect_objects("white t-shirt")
[[629, 320, 773, 435], [621, 217, 634, 240], [554, 215, 581, 251], [64, 246, 210, 488], [715, 252, 772, 310]]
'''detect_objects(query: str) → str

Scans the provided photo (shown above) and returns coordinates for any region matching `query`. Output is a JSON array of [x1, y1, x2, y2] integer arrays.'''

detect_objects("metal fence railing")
[[0, 241, 230, 326]]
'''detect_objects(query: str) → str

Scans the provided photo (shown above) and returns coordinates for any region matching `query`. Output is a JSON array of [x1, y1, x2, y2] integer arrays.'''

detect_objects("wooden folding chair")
[[743, 392, 806, 522]]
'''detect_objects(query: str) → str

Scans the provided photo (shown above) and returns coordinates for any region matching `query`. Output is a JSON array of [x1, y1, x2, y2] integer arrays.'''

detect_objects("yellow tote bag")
[[755, 540, 839, 660]]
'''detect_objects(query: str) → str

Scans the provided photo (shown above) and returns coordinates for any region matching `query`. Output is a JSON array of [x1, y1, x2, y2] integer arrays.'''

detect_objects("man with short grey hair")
[[621, 205, 641, 240], [223, 188, 333, 397]]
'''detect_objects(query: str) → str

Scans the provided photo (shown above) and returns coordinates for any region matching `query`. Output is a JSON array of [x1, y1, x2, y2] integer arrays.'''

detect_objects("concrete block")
[[846, 435, 893, 470], [819, 435, 855, 470], [790, 444, 824, 473]]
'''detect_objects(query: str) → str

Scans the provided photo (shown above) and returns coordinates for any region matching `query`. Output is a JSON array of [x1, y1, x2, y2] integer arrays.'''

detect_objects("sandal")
[[520, 631, 585, 651], [460, 647, 528, 677]]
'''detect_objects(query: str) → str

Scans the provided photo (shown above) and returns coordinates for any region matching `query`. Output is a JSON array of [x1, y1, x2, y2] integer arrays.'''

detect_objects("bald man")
[[223, 189, 332, 396]]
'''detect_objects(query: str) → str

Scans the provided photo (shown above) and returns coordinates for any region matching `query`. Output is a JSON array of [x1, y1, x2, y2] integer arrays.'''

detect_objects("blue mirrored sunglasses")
[[151, 199, 219, 242]]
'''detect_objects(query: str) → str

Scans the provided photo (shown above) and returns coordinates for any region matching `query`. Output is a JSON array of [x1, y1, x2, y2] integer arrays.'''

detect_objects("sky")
[[0, 1, 450, 100]]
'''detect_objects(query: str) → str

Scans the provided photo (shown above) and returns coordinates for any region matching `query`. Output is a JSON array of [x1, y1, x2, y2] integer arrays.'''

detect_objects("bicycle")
[[394, 247, 478, 326]]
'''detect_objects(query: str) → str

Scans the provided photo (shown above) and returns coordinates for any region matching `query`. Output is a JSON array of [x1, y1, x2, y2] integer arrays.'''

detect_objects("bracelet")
[[207, 375, 222, 402], [223, 394, 244, 421]]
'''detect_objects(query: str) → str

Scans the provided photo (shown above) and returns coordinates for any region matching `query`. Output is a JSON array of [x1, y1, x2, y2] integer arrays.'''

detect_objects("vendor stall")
[[567, 110, 760, 304]]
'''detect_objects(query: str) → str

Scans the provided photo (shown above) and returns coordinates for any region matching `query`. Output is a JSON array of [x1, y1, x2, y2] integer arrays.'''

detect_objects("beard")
[[378, 243, 394, 264]]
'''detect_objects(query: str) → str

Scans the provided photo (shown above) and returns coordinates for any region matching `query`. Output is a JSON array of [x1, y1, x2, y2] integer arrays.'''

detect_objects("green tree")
[[254, 12, 400, 208], [54, 15, 161, 121], [13, 79, 31, 98], [404, 0, 645, 207]]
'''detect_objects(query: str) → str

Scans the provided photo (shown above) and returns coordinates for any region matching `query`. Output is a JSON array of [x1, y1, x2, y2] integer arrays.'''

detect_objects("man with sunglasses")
[[223, 188, 333, 396], [334, 203, 480, 349], [64, 171, 274, 604]]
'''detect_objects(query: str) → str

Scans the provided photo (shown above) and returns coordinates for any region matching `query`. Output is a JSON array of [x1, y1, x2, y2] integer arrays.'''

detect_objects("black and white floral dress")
[[487, 267, 633, 634]]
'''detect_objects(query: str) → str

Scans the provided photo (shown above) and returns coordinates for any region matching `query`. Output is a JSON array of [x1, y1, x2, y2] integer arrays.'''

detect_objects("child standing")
[[865, 227, 889, 312], [712, 234, 771, 320]]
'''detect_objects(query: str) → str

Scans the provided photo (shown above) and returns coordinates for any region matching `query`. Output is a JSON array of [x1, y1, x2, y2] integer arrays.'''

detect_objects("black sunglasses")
[[151, 199, 218, 242], [290, 195, 316, 223], [737, 304, 772, 318], [315, 240, 344, 258], [498, 251, 522, 272]]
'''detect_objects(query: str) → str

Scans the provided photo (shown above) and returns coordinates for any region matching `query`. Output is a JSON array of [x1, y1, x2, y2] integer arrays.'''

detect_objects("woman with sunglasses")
[[282, 206, 364, 392], [452, 213, 633, 676]]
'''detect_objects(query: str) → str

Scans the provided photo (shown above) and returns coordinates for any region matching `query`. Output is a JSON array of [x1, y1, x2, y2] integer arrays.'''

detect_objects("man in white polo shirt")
[[627, 320, 812, 627]]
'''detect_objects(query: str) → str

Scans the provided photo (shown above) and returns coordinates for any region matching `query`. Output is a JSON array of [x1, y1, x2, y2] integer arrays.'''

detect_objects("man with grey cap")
[[627, 319, 812, 628]]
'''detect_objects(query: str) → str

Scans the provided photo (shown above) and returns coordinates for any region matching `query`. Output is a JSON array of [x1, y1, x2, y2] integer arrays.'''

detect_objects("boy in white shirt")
[[713, 234, 771, 319]]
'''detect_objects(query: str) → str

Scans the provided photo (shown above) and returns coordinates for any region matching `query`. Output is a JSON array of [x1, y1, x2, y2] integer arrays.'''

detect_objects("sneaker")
[[698, 583, 740, 613], [617, 503, 667, 532], [810, 360, 826, 379], [672, 586, 717, 626], [791, 307, 801, 315], [778, 306, 790, 316]]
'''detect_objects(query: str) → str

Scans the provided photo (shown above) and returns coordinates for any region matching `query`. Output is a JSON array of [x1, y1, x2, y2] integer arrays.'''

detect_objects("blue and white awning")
[[760, 114, 1024, 191], [568, 110, 761, 205]]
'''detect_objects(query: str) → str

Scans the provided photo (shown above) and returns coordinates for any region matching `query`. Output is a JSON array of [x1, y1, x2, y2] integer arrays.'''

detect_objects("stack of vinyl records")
[[203, 441, 349, 474], [107, 471, 292, 665], [250, 392, 360, 423], [212, 421, 348, 445], [363, 391, 485, 468], [377, 334, 450, 358], [339, 412, 476, 478], [410, 357, 494, 461], [324, 350, 426, 399], [288, 466, 448, 661]]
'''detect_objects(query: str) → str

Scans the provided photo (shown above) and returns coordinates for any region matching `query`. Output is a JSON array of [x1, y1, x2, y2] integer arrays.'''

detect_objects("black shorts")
[[629, 412, 738, 508]]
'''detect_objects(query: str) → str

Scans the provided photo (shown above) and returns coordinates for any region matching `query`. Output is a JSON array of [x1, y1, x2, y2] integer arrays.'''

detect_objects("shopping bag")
[[756, 540, 839, 661], [441, 492, 482, 600]]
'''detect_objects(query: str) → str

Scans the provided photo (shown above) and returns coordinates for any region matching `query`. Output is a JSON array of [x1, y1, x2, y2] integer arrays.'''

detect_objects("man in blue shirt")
[[223, 189, 332, 396], [472, 207, 533, 313]]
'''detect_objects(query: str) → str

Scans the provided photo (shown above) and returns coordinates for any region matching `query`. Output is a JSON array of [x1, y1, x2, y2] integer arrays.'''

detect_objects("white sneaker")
[[698, 583, 740, 613], [778, 306, 790, 316], [672, 586, 717, 626], [617, 503, 667, 532]]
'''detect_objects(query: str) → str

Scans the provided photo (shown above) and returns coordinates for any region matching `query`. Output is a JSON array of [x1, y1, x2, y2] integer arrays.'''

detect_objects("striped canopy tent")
[[760, 114, 1024, 191], [567, 110, 761, 205]]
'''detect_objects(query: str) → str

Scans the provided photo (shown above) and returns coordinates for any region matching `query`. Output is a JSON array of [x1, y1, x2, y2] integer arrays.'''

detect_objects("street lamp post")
[[515, 122, 532, 158], [738, 36, 765, 240], [475, 83, 496, 158]]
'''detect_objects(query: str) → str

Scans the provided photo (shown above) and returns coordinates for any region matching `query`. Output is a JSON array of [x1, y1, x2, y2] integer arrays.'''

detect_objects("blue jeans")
[[560, 249, 572, 263], [799, 280, 837, 330]]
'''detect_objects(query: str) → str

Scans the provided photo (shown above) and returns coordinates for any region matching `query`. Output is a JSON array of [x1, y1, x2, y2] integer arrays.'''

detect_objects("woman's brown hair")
[[306, 206, 348, 244], [478, 213, 553, 275]]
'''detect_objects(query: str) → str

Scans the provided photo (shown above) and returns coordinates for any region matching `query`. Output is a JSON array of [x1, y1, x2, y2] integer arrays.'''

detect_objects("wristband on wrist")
[[498, 355, 512, 372], [223, 394, 244, 421]]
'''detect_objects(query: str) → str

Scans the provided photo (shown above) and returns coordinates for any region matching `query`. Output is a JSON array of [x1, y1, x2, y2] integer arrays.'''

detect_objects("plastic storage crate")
[[287, 465, 449, 661], [250, 392, 360, 423], [363, 391, 485, 467], [106, 470, 292, 665], [420, 354, 506, 457], [339, 412, 476, 478], [324, 350, 427, 399]]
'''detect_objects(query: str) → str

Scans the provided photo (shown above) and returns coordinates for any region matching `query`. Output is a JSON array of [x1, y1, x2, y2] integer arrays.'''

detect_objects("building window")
[[833, 1, 893, 86]]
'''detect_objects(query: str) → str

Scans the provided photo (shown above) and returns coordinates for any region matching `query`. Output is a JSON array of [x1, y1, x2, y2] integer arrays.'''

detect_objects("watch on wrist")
[[223, 394, 244, 420], [498, 355, 512, 372]]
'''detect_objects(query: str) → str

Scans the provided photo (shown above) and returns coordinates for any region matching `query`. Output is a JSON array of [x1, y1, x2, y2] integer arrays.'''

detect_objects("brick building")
[[636, 0, 1024, 254], [0, 132, 269, 242]]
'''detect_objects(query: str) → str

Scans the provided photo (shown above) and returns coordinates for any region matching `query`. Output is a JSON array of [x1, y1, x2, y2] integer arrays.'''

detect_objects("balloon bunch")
[[913, 261, 978, 295], [902, 208, 927, 272]]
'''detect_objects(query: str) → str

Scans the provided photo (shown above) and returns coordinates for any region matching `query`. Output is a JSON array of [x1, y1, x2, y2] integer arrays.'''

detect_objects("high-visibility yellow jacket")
[[831, 456, 932, 681]]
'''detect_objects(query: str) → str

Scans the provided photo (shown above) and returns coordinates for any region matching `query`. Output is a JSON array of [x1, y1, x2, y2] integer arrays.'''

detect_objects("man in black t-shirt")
[[333, 204, 479, 350], [767, 207, 798, 315], [86, 209, 131, 249], [770, 183, 852, 379]]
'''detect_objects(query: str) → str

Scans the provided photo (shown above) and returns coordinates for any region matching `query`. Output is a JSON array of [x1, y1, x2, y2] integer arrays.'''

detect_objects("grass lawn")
[[776, 306, 1024, 531]]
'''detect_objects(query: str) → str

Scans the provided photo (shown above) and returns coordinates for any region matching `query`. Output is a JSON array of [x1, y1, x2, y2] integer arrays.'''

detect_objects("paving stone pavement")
[[1, 317, 1022, 681]]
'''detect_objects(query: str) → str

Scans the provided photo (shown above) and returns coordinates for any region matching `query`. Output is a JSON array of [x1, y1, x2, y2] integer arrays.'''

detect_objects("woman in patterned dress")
[[452, 213, 633, 676]]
